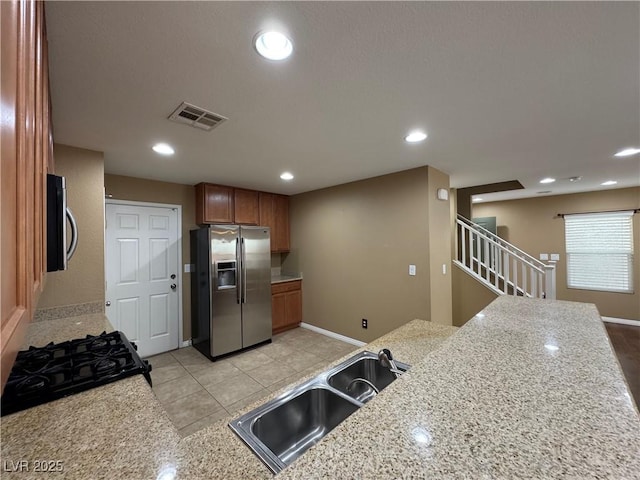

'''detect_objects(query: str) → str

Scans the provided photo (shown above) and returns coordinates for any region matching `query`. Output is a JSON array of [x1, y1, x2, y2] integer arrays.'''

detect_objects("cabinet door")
[[195, 183, 234, 224], [234, 189, 259, 225], [259, 192, 275, 230], [285, 289, 302, 327], [1, 0, 49, 393], [271, 292, 287, 331], [259, 193, 275, 252], [273, 194, 290, 252]]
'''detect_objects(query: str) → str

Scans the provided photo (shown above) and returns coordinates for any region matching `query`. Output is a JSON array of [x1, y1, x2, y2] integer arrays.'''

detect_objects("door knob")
[[171, 274, 176, 279], [171, 284, 177, 291], [105, 301, 111, 307]]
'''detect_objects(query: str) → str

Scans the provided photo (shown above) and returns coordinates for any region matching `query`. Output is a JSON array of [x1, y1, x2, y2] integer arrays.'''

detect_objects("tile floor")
[[145, 327, 356, 437]]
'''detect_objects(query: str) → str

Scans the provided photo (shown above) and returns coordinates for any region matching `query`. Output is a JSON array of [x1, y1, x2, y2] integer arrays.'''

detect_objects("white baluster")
[[503, 251, 510, 295]]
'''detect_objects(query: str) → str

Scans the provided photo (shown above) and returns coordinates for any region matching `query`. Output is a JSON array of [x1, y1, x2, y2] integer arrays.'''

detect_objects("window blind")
[[564, 211, 634, 293]]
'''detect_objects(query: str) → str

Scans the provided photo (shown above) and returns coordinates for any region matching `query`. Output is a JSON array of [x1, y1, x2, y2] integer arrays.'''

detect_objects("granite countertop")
[[278, 297, 640, 479], [2, 315, 181, 479], [19, 313, 113, 349], [0, 312, 456, 479], [172, 318, 460, 479], [271, 274, 303, 284], [2, 297, 639, 479]]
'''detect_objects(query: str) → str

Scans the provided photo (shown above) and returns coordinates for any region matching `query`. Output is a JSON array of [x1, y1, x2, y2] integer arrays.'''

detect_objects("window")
[[564, 211, 634, 293]]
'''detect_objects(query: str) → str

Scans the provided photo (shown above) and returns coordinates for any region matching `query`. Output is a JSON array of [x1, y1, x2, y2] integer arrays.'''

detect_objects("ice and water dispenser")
[[215, 261, 237, 290]]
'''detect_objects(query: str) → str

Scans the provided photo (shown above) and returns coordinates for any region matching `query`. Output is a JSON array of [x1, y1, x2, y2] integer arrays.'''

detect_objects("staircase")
[[454, 215, 556, 299]]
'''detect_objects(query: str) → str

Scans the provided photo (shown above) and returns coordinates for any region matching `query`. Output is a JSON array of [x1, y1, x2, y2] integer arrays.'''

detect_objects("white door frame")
[[104, 199, 184, 348]]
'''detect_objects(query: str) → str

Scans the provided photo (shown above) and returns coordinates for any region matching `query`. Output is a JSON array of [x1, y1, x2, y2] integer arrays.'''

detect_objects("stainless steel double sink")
[[229, 351, 410, 474]]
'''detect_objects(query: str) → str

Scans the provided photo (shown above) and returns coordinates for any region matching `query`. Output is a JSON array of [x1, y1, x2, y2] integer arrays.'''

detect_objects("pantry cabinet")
[[1, 0, 53, 393]]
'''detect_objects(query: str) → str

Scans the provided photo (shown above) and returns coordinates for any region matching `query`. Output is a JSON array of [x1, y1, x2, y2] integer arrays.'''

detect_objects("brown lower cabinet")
[[272, 280, 302, 334]]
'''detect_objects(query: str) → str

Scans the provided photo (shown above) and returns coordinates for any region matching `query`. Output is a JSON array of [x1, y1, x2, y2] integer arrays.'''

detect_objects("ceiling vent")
[[168, 102, 228, 131]]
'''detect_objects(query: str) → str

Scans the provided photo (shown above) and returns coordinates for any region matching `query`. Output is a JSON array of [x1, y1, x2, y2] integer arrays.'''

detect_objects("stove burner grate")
[[1, 331, 151, 416]]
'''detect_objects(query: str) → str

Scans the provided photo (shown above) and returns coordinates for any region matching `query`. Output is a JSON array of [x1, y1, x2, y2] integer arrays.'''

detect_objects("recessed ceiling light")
[[404, 131, 427, 143], [472, 197, 483, 203], [568, 176, 582, 182], [152, 143, 174, 155], [544, 344, 559, 352], [539, 178, 556, 184], [280, 172, 294, 181], [254, 31, 293, 61], [601, 180, 618, 186], [614, 148, 640, 157]]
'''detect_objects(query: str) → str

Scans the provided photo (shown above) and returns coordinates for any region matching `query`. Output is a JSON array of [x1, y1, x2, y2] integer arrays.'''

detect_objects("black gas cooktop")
[[1, 331, 151, 416]]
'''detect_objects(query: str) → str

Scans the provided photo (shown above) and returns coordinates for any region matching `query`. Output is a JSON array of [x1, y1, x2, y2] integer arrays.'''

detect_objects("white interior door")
[[105, 203, 180, 357]]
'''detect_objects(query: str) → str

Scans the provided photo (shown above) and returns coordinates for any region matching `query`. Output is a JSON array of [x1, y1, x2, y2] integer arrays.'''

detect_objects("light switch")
[[442, 264, 447, 275], [550, 253, 560, 261], [409, 264, 416, 276], [184, 264, 192, 273], [539, 253, 549, 260]]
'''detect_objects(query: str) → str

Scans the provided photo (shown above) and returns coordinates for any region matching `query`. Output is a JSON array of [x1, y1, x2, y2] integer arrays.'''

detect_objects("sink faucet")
[[378, 349, 400, 378], [347, 377, 379, 403]]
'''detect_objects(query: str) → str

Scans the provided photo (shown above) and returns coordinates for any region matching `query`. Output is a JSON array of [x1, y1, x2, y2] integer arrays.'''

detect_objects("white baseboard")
[[602, 316, 640, 326], [300, 322, 366, 347], [181, 339, 192, 348]]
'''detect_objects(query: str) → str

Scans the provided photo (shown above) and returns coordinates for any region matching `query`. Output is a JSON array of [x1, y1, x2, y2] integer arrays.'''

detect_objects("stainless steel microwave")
[[46, 174, 78, 272]]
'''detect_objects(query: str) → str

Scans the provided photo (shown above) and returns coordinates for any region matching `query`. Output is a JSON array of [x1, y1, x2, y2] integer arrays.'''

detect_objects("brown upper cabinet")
[[273, 194, 290, 252], [196, 183, 289, 252], [258, 192, 275, 232], [259, 192, 290, 252], [195, 183, 234, 224], [234, 189, 259, 225]]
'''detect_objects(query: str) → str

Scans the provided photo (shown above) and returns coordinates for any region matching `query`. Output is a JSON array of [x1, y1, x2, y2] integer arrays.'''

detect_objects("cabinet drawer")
[[271, 279, 301, 295]]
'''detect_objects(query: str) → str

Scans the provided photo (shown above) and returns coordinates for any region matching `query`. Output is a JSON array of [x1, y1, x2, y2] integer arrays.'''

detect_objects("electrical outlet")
[[362, 318, 368, 329], [409, 264, 416, 276]]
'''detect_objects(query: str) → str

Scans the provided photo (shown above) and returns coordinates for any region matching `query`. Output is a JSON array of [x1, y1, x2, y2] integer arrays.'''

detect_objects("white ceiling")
[[45, 2, 640, 200]]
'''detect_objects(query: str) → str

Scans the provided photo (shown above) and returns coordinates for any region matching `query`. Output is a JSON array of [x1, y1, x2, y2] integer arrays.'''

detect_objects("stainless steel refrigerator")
[[191, 225, 272, 360]]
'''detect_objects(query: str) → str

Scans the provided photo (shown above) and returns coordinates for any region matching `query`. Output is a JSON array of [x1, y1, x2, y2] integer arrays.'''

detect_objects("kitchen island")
[[2, 297, 639, 479]]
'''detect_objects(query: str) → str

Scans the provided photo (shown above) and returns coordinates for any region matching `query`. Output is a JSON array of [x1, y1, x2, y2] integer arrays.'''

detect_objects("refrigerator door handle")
[[242, 237, 247, 303], [236, 238, 241, 304]]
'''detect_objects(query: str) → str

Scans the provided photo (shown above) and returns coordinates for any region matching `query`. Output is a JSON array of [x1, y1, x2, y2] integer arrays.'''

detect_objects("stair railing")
[[455, 215, 556, 299]]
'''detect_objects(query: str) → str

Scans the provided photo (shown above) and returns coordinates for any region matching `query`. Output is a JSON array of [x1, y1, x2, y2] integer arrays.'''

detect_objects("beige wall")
[[38, 144, 105, 308], [104, 174, 197, 340], [282, 166, 452, 343], [473, 187, 640, 320], [452, 264, 498, 326], [427, 167, 453, 325]]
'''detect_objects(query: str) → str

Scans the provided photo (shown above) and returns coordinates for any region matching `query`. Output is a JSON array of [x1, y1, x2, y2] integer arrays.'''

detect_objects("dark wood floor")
[[605, 322, 640, 410]]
